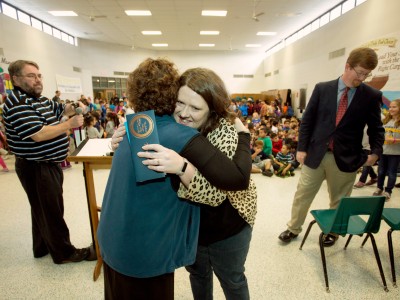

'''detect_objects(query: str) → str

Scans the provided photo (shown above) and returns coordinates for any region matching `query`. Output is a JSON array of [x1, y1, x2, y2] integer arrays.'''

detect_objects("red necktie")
[[329, 87, 349, 150], [336, 87, 349, 125]]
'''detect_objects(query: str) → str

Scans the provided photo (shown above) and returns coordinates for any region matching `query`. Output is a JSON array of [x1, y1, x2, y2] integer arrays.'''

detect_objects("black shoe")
[[85, 244, 97, 261], [58, 247, 90, 264], [322, 234, 338, 247], [279, 230, 298, 243], [262, 170, 273, 177], [395, 182, 400, 188]]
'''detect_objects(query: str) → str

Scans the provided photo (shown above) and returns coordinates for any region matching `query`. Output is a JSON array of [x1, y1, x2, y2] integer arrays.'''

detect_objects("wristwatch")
[[176, 158, 188, 176]]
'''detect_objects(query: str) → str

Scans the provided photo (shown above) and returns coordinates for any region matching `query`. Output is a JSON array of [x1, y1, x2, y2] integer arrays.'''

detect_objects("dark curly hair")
[[127, 58, 179, 115], [179, 68, 236, 136]]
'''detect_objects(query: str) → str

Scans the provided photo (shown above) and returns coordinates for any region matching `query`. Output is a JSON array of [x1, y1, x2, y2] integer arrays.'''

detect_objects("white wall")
[[0, 0, 398, 104], [263, 0, 400, 114]]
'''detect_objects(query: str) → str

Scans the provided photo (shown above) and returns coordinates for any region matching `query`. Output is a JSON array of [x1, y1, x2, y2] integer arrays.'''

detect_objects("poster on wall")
[[55, 74, 82, 94], [361, 34, 400, 111], [0, 55, 13, 96]]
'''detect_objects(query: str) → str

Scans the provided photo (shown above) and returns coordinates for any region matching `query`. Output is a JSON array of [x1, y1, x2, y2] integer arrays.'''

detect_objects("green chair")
[[361, 208, 400, 287], [299, 196, 388, 292]]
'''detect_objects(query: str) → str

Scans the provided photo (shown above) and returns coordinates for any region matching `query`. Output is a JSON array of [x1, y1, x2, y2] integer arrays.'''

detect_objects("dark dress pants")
[[103, 262, 174, 300], [15, 158, 75, 263]]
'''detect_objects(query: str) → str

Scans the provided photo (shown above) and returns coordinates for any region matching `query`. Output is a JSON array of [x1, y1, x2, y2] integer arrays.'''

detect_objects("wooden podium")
[[68, 138, 113, 281]]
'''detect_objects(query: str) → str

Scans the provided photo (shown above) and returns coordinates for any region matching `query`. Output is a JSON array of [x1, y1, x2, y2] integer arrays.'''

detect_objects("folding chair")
[[361, 208, 400, 287], [299, 196, 388, 292]]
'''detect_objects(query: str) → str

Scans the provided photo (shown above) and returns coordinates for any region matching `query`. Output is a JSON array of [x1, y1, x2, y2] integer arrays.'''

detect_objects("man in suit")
[[278, 47, 384, 246]]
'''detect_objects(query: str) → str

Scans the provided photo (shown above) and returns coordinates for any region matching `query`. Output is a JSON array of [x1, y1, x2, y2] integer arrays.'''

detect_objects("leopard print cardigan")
[[177, 118, 257, 226]]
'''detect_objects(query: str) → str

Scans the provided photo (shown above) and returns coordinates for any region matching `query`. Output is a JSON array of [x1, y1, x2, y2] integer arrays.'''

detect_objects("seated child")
[[272, 144, 295, 177], [251, 140, 270, 173], [271, 132, 283, 156]]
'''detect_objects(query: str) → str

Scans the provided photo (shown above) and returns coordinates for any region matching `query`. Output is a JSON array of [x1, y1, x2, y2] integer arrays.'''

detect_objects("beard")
[[19, 81, 43, 98]]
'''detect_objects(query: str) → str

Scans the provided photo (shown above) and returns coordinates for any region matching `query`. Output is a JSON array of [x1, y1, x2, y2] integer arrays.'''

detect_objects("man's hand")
[[111, 125, 126, 151], [67, 114, 84, 128], [296, 151, 307, 165], [364, 154, 379, 166]]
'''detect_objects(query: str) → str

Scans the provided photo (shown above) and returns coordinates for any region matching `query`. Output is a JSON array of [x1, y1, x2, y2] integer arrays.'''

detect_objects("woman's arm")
[[138, 132, 251, 191]]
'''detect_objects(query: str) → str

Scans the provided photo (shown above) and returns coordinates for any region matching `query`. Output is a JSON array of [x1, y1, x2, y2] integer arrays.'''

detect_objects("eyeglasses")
[[17, 73, 43, 81], [351, 66, 372, 79]]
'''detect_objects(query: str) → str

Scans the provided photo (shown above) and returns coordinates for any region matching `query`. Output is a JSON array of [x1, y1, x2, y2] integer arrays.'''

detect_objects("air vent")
[[113, 71, 130, 76], [265, 73, 271, 77], [329, 48, 345, 59], [73, 66, 81, 72], [274, 70, 279, 75], [233, 74, 254, 78]]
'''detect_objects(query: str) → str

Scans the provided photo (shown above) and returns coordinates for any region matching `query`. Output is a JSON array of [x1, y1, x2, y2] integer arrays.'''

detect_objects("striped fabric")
[[3, 88, 68, 162], [276, 151, 293, 165]]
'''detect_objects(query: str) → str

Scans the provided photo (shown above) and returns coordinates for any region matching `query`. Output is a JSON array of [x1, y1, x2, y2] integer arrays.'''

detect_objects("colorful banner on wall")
[[55, 74, 82, 94], [362, 34, 400, 108]]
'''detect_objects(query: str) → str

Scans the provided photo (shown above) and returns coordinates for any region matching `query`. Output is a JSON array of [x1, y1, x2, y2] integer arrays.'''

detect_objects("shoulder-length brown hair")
[[383, 99, 400, 127], [179, 68, 235, 135], [127, 58, 179, 115]]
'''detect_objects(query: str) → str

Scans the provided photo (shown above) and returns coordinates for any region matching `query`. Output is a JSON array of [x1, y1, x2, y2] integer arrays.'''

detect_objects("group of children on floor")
[[246, 114, 301, 178]]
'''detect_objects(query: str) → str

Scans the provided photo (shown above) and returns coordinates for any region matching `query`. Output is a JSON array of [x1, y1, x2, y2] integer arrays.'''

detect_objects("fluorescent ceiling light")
[[246, 44, 261, 48], [142, 31, 162, 35], [201, 10, 227, 17], [125, 10, 152, 16], [199, 44, 215, 47], [257, 32, 277, 36], [152, 43, 168, 47], [200, 31, 219, 35], [48, 11, 77, 17]]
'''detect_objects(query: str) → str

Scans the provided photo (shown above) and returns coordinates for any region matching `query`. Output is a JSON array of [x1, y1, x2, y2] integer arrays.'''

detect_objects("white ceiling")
[[4, 0, 345, 52]]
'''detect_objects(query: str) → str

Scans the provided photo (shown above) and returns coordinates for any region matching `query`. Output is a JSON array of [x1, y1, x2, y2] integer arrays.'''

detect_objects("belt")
[[16, 157, 58, 164]]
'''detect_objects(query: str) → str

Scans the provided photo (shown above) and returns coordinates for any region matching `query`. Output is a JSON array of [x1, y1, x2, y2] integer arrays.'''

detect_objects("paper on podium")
[[125, 110, 165, 182], [76, 138, 112, 157]]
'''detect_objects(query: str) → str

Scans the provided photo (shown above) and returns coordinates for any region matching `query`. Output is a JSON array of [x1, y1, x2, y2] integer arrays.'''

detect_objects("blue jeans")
[[377, 154, 400, 194], [185, 224, 252, 300]]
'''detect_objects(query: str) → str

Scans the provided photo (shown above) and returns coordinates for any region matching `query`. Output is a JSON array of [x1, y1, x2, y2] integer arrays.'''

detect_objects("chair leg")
[[344, 234, 353, 250], [369, 233, 389, 292], [299, 220, 316, 250], [361, 234, 369, 248], [319, 232, 330, 293], [387, 229, 397, 288]]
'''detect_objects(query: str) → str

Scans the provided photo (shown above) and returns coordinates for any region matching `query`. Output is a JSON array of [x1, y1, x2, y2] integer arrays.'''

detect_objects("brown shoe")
[[365, 178, 378, 186], [353, 181, 365, 188]]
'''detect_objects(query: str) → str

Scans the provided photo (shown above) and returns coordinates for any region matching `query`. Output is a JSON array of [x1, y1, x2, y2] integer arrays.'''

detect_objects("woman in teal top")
[[97, 58, 251, 299]]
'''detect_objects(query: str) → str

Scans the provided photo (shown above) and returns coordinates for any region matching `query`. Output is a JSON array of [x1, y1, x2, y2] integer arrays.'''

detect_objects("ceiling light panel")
[[200, 31, 219, 35], [257, 32, 277, 36], [199, 44, 215, 47], [142, 31, 162, 35], [152, 43, 168, 47], [125, 10, 152, 16], [48, 11, 77, 17], [201, 10, 227, 17]]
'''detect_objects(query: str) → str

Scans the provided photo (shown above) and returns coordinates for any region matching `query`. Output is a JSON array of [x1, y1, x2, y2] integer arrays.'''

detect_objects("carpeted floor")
[[0, 154, 399, 299]]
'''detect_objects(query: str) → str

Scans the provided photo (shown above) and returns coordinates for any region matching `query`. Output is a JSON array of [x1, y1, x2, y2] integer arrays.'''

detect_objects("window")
[[330, 6, 341, 21], [266, 0, 370, 57], [342, 0, 356, 14], [43, 23, 53, 35], [1, 2, 17, 19], [0, 1, 76, 46], [31, 17, 43, 31], [17, 10, 30, 25]]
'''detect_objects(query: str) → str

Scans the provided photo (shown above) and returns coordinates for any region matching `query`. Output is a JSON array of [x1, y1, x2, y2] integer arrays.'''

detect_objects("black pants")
[[103, 262, 174, 300], [15, 158, 75, 263]]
